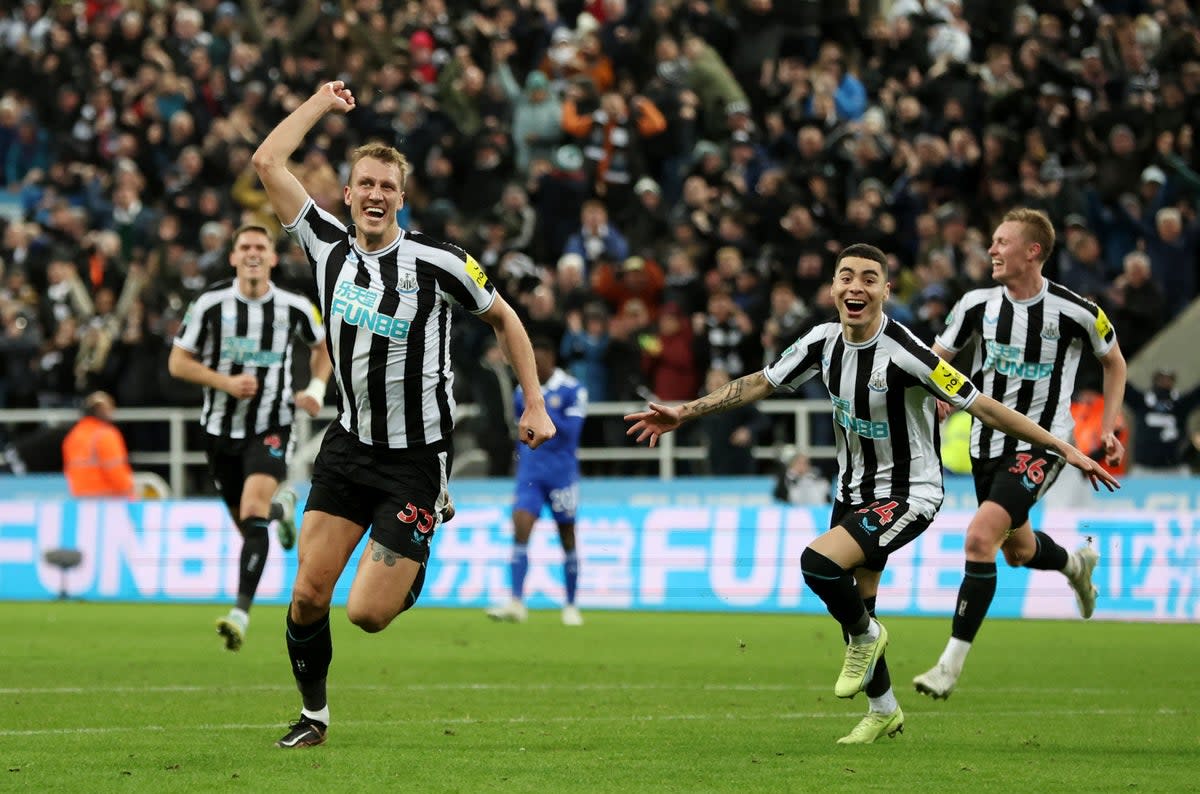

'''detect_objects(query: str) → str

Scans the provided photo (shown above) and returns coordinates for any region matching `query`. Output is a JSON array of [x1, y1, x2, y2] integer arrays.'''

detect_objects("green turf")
[[0, 603, 1194, 793]]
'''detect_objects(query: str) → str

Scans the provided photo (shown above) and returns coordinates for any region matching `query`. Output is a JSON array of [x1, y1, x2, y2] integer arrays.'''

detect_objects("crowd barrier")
[[1, 477, 1196, 621]]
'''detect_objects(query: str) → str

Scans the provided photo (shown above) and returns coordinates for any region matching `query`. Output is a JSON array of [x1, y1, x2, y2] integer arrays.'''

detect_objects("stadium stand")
[[1, 0, 1199, 490]]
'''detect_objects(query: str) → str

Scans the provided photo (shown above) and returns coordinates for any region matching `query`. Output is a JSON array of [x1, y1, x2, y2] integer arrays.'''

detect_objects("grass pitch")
[[0, 603, 1194, 793]]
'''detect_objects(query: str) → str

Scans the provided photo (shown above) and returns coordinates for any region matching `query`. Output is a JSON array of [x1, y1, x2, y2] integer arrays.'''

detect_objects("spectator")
[[554, 253, 592, 316], [4, 112, 50, 189], [773, 449, 831, 505], [38, 257, 93, 335], [1059, 230, 1111, 305], [561, 301, 611, 404], [698, 367, 769, 475], [760, 280, 810, 364], [1125, 369, 1200, 476], [497, 64, 562, 175], [531, 144, 590, 264], [61, 390, 134, 498], [471, 337, 516, 478], [660, 246, 707, 318], [642, 302, 701, 403], [562, 89, 667, 213], [563, 199, 630, 272], [625, 177, 672, 257], [1138, 206, 1200, 319], [1, 0, 1198, 478], [592, 254, 665, 320], [0, 420, 69, 475], [695, 289, 759, 380], [1105, 250, 1165, 358]]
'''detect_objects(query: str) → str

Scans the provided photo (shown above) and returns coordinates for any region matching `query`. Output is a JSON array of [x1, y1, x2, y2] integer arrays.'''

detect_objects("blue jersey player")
[[487, 337, 588, 626]]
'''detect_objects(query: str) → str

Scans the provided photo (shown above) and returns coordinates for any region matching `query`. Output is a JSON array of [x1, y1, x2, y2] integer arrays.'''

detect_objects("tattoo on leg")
[[370, 540, 400, 567]]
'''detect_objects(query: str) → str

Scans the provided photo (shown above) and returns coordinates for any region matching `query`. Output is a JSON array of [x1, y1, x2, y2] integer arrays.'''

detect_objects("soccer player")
[[170, 224, 332, 651], [913, 208, 1127, 700], [487, 336, 588, 626], [626, 244, 1118, 744], [253, 81, 555, 749]]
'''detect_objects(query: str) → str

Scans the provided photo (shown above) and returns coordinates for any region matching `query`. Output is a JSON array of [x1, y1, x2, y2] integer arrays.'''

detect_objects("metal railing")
[[0, 400, 837, 496]]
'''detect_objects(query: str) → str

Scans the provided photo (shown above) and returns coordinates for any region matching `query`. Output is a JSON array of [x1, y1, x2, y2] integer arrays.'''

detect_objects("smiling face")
[[229, 227, 277, 293], [987, 219, 1042, 286], [345, 156, 404, 250], [831, 254, 889, 341]]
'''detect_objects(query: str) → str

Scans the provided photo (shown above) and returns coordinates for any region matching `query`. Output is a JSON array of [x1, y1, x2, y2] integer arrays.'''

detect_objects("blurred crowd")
[[2, 0, 1200, 476]]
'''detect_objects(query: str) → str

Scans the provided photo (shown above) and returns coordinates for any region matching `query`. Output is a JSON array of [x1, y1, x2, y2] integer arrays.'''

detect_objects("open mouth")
[[363, 207, 387, 221], [844, 299, 867, 315]]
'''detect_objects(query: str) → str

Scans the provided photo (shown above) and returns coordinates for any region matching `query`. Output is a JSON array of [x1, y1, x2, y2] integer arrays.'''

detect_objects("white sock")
[[868, 689, 898, 715], [230, 608, 248, 624], [301, 706, 330, 726], [1062, 551, 1080, 578], [938, 637, 971, 673], [850, 618, 881, 644]]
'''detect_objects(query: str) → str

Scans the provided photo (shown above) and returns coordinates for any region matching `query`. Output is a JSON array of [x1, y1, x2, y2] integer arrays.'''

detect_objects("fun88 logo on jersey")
[[330, 280, 411, 340], [831, 396, 889, 438], [983, 340, 1053, 379]]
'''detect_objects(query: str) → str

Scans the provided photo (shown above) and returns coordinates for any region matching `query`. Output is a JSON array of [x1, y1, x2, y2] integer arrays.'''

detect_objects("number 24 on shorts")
[[855, 500, 899, 525]]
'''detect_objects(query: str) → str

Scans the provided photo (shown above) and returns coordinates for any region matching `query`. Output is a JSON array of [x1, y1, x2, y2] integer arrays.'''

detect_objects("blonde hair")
[[349, 143, 412, 189], [232, 224, 273, 246], [1001, 207, 1055, 263]]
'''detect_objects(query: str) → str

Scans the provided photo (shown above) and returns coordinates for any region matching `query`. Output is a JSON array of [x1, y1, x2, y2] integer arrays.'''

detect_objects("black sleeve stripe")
[[775, 336, 825, 384], [407, 230, 469, 262], [305, 202, 345, 244], [946, 289, 992, 351], [422, 256, 483, 311], [957, 302, 986, 350], [1047, 281, 1100, 317], [883, 319, 939, 370]]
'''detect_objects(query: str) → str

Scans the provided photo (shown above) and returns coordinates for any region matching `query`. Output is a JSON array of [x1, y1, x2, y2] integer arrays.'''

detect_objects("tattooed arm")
[[625, 371, 775, 448]]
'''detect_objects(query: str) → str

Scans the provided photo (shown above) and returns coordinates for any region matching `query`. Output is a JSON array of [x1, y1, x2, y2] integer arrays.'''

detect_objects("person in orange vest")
[[1070, 389, 1130, 476], [61, 391, 134, 498]]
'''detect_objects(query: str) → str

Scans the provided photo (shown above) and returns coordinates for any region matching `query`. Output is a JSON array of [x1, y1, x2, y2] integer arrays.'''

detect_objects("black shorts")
[[205, 428, 291, 513], [830, 498, 937, 572], [971, 448, 1064, 528], [306, 421, 453, 567]]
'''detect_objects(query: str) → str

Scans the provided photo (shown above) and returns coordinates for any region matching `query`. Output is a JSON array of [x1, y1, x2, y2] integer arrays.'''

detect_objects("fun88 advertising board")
[[1, 477, 1197, 621]]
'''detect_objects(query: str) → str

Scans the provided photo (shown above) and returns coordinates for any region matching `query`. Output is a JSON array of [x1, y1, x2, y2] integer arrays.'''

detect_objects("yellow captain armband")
[[1095, 308, 1112, 338], [931, 360, 967, 396], [466, 255, 489, 288]]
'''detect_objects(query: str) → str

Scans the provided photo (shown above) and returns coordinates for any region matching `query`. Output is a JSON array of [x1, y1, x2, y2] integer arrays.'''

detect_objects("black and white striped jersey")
[[284, 198, 497, 449], [935, 280, 1116, 461], [174, 280, 325, 438], [764, 316, 978, 508]]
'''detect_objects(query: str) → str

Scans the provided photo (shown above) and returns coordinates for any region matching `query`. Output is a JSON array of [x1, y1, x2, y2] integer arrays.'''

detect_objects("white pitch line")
[[0, 682, 1136, 696], [0, 708, 1180, 738]]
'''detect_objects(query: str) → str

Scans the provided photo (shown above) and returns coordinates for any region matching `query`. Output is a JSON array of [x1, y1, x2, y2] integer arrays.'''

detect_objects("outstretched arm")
[[931, 341, 958, 421], [625, 371, 774, 447], [480, 294, 556, 448], [966, 393, 1120, 491], [252, 81, 356, 226], [1097, 345, 1127, 466]]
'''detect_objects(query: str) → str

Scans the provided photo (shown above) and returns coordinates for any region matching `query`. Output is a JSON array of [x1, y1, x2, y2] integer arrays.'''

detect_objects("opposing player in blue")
[[487, 337, 588, 626]]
